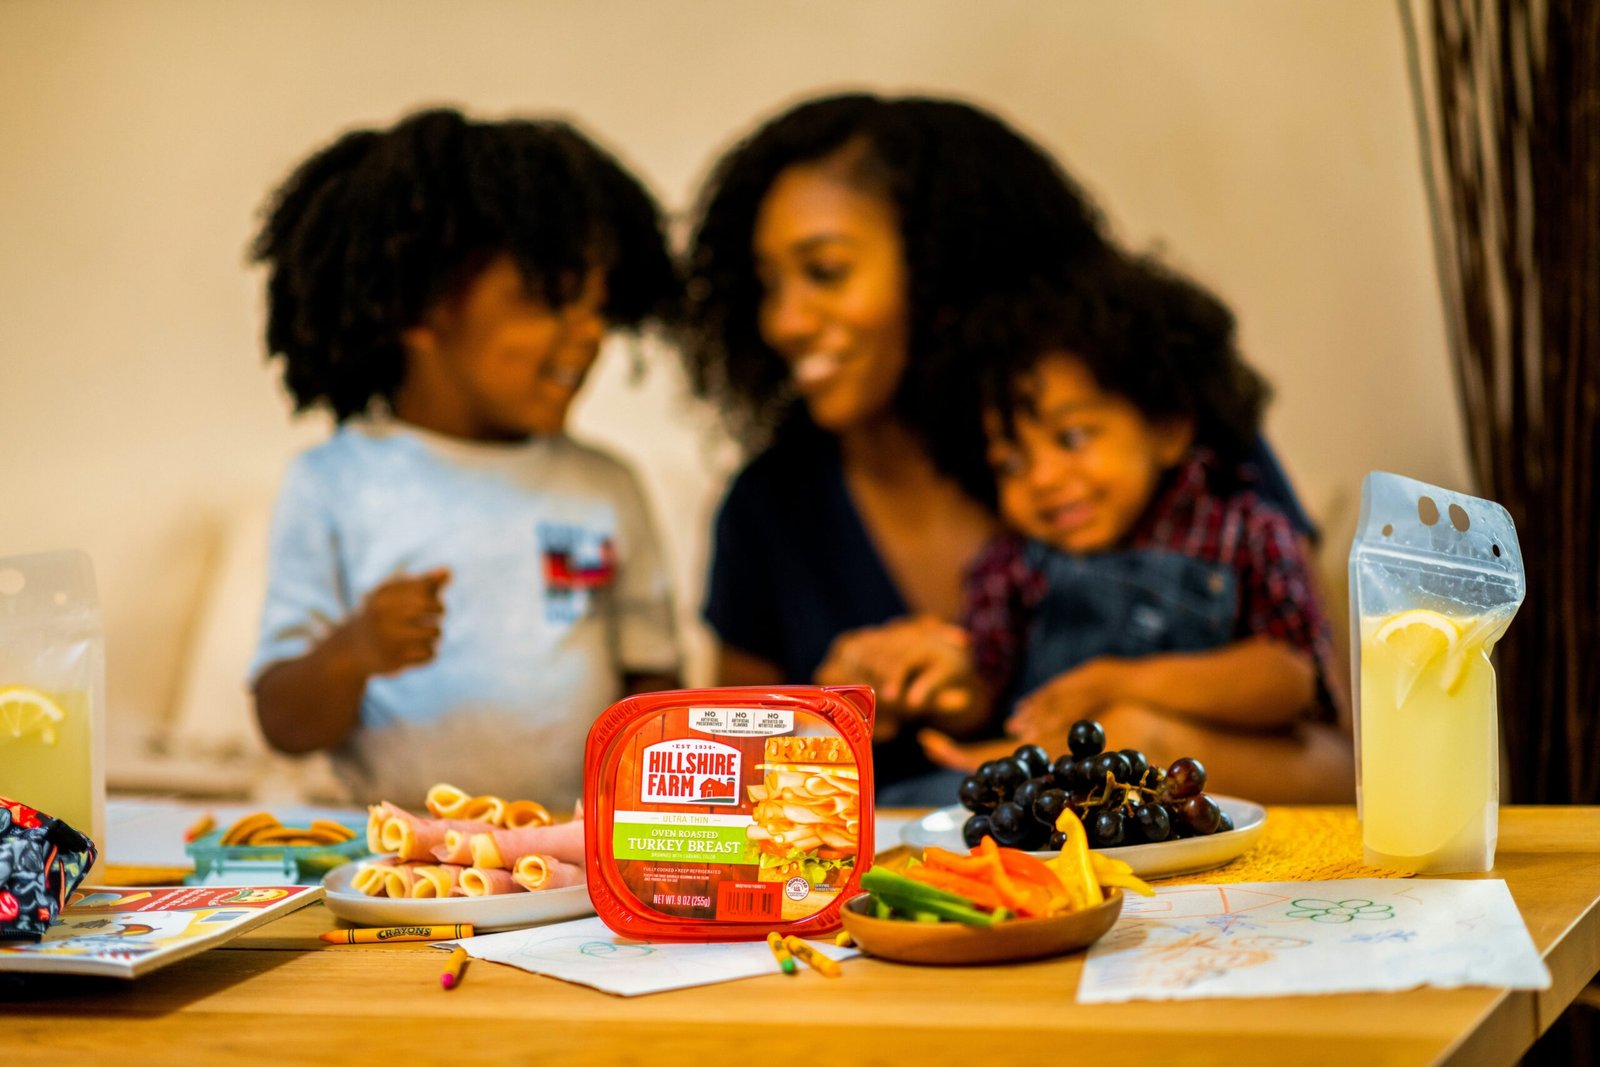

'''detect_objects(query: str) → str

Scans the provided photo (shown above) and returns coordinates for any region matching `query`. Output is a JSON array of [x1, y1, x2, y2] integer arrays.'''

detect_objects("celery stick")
[[860, 867, 974, 907]]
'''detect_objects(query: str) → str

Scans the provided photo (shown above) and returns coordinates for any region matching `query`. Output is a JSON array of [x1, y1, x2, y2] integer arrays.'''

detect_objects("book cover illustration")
[[0, 883, 321, 977]]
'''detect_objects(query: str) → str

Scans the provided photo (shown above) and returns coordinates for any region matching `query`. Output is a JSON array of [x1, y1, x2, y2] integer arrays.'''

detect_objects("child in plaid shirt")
[[865, 255, 1352, 801]]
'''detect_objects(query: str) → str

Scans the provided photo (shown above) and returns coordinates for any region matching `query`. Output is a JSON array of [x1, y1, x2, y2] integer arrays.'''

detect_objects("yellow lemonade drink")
[[0, 686, 100, 842], [1359, 610, 1497, 872]]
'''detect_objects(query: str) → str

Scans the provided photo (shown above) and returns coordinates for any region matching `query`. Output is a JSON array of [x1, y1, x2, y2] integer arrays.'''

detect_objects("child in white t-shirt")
[[248, 108, 682, 806]]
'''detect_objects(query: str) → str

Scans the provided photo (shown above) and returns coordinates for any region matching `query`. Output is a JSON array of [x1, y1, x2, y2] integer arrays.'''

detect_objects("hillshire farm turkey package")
[[584, 686, 873, 941]]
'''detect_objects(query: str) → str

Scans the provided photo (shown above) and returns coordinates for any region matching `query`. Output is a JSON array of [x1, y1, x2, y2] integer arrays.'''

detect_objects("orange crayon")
[[183, 813, 215, 843]]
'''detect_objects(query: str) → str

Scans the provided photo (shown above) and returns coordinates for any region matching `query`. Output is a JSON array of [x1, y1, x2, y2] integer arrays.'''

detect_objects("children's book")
[[0, 884, 321, 978]]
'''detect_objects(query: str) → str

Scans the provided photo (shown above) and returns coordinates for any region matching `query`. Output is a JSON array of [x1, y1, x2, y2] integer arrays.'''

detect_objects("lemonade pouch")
[[1349, 473, 1523, 873], [0, 551, 106, 860]]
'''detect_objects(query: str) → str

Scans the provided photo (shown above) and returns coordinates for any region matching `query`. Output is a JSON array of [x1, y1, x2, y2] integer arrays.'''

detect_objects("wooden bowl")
[[839, 889, 1124, 966]]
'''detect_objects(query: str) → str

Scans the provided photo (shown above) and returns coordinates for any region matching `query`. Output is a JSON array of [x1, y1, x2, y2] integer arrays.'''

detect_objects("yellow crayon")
[[783, 934, 842, 977], [766, 931, 798, 975], [320, 924, 474, 944]]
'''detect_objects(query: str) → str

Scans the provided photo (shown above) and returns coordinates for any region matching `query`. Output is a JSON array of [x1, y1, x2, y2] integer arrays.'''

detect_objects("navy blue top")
[[702, 433, 1314, 787]]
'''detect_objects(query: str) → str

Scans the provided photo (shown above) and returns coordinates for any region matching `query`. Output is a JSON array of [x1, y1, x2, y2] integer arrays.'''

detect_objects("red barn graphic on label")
[[641, 739, 742, 805]]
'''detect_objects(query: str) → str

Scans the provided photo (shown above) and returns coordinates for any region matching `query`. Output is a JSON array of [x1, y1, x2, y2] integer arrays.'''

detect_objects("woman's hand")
[[815, 616, 979, 738], [1004, 657, 1128, 749], [917, 729, 1019, 773], [346, 568, 450, 675]]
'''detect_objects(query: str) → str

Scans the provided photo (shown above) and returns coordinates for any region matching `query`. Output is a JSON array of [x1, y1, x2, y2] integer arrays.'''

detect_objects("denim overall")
[[1013, 541, 1239, 706]]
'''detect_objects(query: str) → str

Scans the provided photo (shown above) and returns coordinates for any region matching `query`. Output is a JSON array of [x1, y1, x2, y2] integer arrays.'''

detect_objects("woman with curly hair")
[[883, 257, 1354, 805], [249, 107, 681, 806], [681, 93, 1325, 802]]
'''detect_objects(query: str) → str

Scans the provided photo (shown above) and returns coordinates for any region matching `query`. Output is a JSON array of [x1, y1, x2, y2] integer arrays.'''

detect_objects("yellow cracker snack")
[[220, 811, 280, 846]]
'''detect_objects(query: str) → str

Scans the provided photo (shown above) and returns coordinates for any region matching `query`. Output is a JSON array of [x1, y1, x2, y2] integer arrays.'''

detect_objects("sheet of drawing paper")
[[1077, 879, 1550, 1002], [452, 916, 858, 996]]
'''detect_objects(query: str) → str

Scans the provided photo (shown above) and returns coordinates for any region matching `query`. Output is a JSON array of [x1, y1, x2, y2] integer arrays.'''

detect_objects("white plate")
[[900, 794, 1267, 879], [322, 861, 594, 933]]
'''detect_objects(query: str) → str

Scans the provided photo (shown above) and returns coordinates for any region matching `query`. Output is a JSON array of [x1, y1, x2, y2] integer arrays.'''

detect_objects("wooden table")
[[3, 807, 1597, 1066]]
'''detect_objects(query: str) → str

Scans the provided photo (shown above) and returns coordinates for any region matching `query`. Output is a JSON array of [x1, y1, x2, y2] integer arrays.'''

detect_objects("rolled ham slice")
[[409, 864, 466, 898], [432, 819, 586, 868], [372, 802, 501, 862], [458, 866, 521, 896], [381, 863, 421, 899], [510, 853, 584, 892], [423, 784, 548, 829], [424, 783, 473, 819], [351, 859, 397, 896], [502, 800, 552, 829]]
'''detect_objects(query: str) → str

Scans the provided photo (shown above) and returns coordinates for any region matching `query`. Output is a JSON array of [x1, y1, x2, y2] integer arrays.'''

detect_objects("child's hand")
[[814, 616, 975, 717], [916, 729, 1019, 773], [348, 568, 450, 676]]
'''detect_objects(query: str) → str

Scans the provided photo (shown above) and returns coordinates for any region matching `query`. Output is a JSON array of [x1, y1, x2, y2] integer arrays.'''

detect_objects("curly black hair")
[[679, 92, 1115, 503], [977, 253, 1270, 472], [252, 107, 679, 421]]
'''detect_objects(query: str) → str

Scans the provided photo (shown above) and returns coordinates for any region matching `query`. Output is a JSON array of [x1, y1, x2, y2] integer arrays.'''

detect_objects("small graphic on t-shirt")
[[539, 522, 616, 622]]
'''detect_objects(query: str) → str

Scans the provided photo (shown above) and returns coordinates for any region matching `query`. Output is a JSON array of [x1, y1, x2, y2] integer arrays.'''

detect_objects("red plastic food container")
[[584, 685, 874, 942]]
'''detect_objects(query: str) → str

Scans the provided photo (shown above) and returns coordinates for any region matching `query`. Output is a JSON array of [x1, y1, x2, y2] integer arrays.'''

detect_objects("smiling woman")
[[680, 95, 1121, 799], [749, 151, 910, 434], [679, 93, 1333, 803]]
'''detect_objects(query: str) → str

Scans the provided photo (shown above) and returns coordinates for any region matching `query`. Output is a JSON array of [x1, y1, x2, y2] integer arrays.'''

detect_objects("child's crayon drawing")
[[1079, 879, 1549, 1003]]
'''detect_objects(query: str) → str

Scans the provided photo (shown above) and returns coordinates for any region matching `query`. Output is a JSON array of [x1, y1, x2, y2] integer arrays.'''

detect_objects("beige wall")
[[0, 0, 1469, 761]]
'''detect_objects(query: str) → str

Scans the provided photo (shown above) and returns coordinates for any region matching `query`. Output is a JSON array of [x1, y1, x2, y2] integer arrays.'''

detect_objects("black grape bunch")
[[955, 719, 1234, 851]]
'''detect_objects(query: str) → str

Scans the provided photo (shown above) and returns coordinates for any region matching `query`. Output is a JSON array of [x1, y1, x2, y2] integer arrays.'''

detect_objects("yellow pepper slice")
[[1046, 808, 1103, 910], [1089, 850, 1156, 897]]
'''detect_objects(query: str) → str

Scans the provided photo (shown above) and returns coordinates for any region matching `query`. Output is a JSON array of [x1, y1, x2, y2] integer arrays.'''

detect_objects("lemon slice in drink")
[[0, 686, 65, 745], [1374, 609, 1459, 658], [1373, 610, 1471, 694]]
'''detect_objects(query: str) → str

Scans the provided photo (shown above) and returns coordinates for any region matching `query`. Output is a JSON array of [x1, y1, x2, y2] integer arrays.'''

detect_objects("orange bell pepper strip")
[[903, 864, 1005, 911], [921, 838, 1082, 918], [970, 837, 1055, 917], [996, 846, 1067, 892], [996, 846, 1070, 913], [920, 845, 990, 878]]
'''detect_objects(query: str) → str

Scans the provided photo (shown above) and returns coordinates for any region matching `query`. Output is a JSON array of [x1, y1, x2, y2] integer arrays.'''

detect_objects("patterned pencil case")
[[0, 795, 98, 941]]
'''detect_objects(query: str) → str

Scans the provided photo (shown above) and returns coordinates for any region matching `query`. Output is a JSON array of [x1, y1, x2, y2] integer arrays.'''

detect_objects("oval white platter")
[[322, 860, 594, 933]]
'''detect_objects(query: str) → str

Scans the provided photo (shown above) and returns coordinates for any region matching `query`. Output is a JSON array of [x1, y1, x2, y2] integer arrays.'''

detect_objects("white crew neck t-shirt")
[[250, 419, 679, 807]]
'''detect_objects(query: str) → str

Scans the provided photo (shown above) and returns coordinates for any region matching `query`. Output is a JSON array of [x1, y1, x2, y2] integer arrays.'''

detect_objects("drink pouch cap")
[[1349, 471, 1525, 643]]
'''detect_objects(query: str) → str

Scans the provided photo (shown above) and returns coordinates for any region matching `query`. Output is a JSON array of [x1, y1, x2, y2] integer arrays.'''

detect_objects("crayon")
[[320, 924, 475, 944], [440, 946, 469, 990], [183, 813, 215, 843], [766, 931, 798, 975], [783, 934, 842, 977]]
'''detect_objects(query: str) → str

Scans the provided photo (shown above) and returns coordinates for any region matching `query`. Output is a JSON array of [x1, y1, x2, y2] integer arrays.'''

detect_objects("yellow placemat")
[[1149, 807, 1410, 885]]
